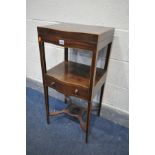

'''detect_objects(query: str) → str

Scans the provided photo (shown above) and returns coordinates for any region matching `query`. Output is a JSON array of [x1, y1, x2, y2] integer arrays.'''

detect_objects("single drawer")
[[45, 76, 89, 100]]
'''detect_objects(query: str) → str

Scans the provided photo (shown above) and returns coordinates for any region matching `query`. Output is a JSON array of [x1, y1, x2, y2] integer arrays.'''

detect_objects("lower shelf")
[[46, 61, 105, 88], [45, 61, 106, 100]]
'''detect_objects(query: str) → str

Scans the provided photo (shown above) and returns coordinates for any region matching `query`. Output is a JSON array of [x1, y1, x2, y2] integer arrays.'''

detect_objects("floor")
[[26, 87, 129, 155]]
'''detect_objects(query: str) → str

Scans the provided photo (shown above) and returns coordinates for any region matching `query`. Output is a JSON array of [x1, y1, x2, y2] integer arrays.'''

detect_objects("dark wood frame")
[[37, 23, 114, 143]]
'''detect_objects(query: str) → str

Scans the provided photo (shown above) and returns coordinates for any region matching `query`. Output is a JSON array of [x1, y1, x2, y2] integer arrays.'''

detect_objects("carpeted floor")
[[26, 87, 129, 155]]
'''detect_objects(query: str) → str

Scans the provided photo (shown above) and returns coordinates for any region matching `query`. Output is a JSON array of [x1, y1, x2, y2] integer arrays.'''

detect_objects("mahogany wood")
[[38, 37, 50, 124], [64, 47, 68, 61], [37, 22, 114, 51], [49, 101, 86, 131], [64, 47, 68, 103], [37, 22, 114, 143], [97, 84, 105, 116]]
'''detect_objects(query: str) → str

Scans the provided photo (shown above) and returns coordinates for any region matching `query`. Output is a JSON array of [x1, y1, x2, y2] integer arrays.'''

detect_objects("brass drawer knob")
[[74, 89, 79, 95], [51, 82, 55, 86]]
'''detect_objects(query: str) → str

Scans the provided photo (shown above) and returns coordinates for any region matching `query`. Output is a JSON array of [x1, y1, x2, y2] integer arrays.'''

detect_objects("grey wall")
[[26, 0, 129, 114]]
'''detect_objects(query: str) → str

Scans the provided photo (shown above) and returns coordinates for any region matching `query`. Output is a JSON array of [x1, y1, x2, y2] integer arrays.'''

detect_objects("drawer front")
[[45, 76, 89, 100]]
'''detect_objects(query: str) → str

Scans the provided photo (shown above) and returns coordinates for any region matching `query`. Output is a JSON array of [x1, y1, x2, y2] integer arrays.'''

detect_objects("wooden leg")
[[64, 47, 69, 104], [97, 84, 105, 116], [64, 47, 68, 61], [64, 95, 67, 104], [85, 101, 92, 143], [43, 85, 50, 124]]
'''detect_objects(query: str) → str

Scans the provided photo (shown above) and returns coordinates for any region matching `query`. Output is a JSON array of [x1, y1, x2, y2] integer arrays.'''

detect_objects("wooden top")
[[38, 22, 114, 51], [41, 22, 114, 35], [46, 61, 106, 88]]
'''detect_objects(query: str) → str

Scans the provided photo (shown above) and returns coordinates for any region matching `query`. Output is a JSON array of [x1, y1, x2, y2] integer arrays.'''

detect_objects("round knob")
[[51, 82, 55, 86], [74, 89, 79, 95]]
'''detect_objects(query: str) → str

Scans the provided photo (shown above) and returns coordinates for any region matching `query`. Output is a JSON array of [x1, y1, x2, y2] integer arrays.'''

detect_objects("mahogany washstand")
[[37, 23, 114, 143]]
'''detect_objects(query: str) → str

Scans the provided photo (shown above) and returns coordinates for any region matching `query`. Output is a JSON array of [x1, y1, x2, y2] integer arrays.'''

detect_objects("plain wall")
[[26, 0, 129, 113]]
